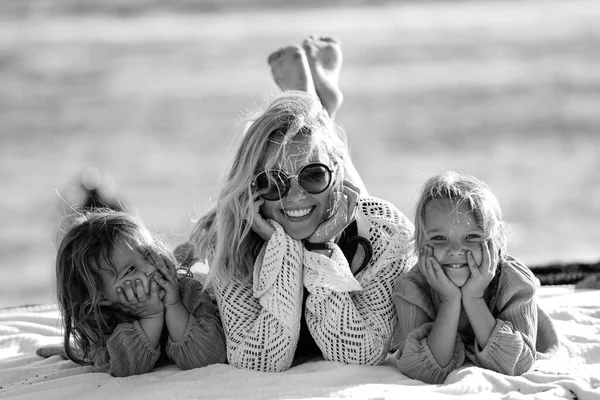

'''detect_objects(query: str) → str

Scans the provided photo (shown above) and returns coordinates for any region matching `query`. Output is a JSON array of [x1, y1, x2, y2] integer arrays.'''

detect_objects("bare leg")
[[267, 45, 316, 95], [303, 35, 366, 194], [267, 37, 367, 195], [302, 35, 344, 120]]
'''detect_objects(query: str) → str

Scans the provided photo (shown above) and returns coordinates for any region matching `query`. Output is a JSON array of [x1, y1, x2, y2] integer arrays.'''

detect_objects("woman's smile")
[[282, 206, 314, 220]]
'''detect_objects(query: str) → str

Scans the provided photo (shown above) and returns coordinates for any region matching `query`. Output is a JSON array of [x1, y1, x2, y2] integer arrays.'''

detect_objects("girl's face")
[[423, 198, 485, 287], [259, 134, 336, 240], [98, 236, 157, 305]]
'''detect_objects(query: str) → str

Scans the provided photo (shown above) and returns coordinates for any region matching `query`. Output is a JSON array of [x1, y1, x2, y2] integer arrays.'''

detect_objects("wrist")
[[165, 300, 182, 309], [140, 310, 164, 320]]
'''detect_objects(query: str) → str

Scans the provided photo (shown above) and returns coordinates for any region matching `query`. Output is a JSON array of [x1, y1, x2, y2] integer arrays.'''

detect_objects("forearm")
[[426, 299, 461, 367], [304, 248, 403, 365], [164, 301, 190, 343], [99, 322, 162, 376], [138, 313, 165, 349], [462, 296, 496, 348], [218, 227, 304, 371]]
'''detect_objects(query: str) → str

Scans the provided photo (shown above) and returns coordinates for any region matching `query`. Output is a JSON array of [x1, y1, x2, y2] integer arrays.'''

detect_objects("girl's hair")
[[54, 209, 175, 366], [191, 90, 351, 283], [413, 171, 508, 260]]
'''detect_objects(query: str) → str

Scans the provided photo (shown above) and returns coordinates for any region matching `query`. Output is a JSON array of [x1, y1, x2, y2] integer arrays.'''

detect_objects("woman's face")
[[259, 134, 336, 240]]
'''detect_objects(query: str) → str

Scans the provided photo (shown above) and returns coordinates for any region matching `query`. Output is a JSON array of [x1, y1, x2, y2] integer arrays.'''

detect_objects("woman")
[[191, 89, 415, 372]]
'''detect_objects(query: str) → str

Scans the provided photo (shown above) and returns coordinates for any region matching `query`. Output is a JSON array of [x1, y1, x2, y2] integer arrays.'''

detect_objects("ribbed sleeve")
[[392, 267, 465, 383], [392, 257, 560, 384], [304, 197, 415, 366], [165, 277, 227, 370], [397, 322, 465, 384], [466, 258, 545, 375], [214, 220, 304, 372], [91, 321, 161, 377]]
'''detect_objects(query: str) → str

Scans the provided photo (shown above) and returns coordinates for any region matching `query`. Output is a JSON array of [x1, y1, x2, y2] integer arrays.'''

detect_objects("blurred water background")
[[1, 0, 599, 308]]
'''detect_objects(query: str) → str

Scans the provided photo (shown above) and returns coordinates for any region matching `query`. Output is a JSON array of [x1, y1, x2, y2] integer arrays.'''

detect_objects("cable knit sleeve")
[[392, 268, 465, 384], [89, 321, 161, 377], [467, 258, 539, 376], [165, 277, 227, 370], [304, 197, 415, 365], [214, 221, 304, 372]]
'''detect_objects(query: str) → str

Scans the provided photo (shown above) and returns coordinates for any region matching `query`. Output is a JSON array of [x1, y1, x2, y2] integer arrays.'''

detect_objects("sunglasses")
[[253, 163, 335, 201]]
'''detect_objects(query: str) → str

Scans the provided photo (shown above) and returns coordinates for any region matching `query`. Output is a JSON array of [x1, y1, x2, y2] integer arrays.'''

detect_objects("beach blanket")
[[1, 285, 599, 400]]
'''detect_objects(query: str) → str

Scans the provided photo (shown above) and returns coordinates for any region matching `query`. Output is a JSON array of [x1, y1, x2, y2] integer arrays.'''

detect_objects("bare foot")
[[302, 35, 344, 119], [267, 45, 316, 95]]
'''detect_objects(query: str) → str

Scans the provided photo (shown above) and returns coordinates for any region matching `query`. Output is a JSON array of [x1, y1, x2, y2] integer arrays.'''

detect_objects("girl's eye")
[[466, 234, 483, 241], [430, 235, 445, 242], [124, 266, 136, 276]]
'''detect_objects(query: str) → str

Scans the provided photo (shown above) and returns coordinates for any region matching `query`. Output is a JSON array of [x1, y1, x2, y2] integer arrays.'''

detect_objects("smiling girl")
[[391, 171, 558, 384], [49, 210, 226, 377]]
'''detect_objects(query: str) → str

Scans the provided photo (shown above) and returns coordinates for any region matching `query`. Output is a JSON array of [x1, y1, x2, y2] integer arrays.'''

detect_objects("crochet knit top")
[[214, 196, 415, 372], [89, 274, 227, 377]]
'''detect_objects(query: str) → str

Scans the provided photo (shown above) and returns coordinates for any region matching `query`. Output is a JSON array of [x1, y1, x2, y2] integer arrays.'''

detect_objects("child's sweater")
[[392, 256, 559, 384], [91, 275, 226, 377]]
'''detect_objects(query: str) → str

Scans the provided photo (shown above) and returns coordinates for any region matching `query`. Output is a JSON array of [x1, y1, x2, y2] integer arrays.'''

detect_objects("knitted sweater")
[[392, 256, 559, 384], [214, 196, 415, 372], [89, 274, 227, 377]]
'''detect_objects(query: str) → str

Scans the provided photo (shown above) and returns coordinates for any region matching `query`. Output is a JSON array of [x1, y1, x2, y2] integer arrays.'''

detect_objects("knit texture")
[[392, 256, 559, 384], [90, 275, 227, 377], [214, 196, 415, 372]]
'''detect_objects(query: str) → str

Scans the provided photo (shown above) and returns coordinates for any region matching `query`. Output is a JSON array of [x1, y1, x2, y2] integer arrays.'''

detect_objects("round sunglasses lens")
[[256, 171, 288, 200], [298, 164, 331, 194]]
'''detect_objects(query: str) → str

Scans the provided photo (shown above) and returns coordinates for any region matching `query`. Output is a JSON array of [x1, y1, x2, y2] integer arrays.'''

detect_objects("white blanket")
[[1, 286, 599, 400]]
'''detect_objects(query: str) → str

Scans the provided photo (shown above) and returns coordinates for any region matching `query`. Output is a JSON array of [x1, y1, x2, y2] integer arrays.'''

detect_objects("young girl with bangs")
[[39, 209, 226, 377], [191, 88, 415, 372], [392, 171, 559, 384]]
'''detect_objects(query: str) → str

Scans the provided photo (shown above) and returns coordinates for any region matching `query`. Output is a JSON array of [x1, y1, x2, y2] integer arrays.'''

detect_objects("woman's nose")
[[285, 178, 306, 201]]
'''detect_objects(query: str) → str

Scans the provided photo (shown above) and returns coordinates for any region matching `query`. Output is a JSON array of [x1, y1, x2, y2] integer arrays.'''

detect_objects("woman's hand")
[[307, 179, 360, 244], [250, 197, 276, 241], [152, 254, 183, 308], [419, 245, 461, 304], [461, 240, 498, 300]]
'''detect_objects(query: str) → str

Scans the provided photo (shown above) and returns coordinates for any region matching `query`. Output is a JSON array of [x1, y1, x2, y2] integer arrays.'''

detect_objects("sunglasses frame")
[[253, 162, 336, 201]]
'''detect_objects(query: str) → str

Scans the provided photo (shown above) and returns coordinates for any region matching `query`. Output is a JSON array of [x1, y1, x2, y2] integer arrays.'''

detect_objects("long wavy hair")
[[413, 171, 508, 261], [54, 209, 175, 366], [191, 90, 351, 283]]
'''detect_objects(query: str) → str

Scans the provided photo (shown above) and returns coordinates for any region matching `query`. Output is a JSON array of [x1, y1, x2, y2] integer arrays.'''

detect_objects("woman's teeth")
[[284, 207, 312, 218]]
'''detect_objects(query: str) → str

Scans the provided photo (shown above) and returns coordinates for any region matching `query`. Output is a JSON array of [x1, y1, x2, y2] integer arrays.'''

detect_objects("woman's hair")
[[54, 209, 175, 366], [191, 90, 351, 283], [413, 171, 508, 260]]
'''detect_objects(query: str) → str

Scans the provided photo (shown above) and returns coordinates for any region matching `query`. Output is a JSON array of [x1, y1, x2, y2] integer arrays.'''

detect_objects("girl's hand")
[[116, 278, 164, 319], [152, 255, 183, 308], [461, 240, 498, 300], [419, 245, 461, 303], [307, 179, 360, 243], [250, 197, 275, 241]]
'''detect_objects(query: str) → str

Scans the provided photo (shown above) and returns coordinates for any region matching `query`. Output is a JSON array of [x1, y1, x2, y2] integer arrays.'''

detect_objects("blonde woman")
[[191, 90, 414, 372]]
